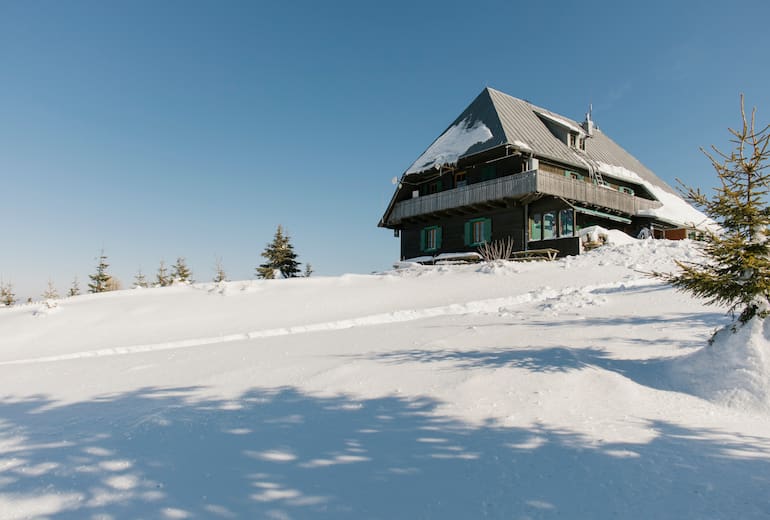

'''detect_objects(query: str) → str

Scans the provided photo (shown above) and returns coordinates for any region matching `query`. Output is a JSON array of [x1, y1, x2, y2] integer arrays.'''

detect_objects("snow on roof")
[[406, 118, 494, 174], [534, 109, 586, 135], [596, 161, 712, 229], [512, 139, 532, 151]]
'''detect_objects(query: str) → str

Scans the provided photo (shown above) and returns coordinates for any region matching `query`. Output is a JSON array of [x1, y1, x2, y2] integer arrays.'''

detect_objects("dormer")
[[535, 109, 587, 150]]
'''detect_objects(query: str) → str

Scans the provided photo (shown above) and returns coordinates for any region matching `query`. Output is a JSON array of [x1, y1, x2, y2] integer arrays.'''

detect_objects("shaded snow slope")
[[1, 240, 770, 519]]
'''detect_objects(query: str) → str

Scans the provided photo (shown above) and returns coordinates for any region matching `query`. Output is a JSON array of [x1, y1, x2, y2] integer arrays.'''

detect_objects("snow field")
[[1, 238, 769, 519]]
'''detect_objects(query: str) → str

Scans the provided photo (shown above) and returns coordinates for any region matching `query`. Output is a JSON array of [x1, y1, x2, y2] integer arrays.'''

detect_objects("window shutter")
[[436, 180, 443, 192], [464, 221, 471, 246], [420, 228, 426, 251], [436, 227, 443, 249], [484, 218, 492, 242]]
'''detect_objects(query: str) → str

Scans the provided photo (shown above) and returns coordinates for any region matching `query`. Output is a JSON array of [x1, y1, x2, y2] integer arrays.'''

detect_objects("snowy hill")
[[1, 239, 770, 519]]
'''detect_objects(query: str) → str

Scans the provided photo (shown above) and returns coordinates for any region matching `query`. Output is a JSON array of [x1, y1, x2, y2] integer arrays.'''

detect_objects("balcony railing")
[[386, 170, 662, 225]]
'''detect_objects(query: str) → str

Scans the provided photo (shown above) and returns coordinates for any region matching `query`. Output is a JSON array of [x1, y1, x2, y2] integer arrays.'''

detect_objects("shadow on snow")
[[0, 386, 769, 519]]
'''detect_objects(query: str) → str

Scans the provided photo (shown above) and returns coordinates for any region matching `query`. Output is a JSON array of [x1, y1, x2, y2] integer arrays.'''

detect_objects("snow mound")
[[670, 317, 770, 411], [579, 225, 636, 247]]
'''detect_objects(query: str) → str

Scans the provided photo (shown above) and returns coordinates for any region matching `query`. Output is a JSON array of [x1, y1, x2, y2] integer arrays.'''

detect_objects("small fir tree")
[[1, 281, 16, 307], [156, 260, 171, 287], [68, 276, 81, 297], [133, 269, 149, 289], [304, 263, 313, 278], [655, 95, 770, 324], [213, 257, 228, 283], [42, 279, 59, 300], [257, 225, 302, 279], [172, 257, 193, 284], [88, 250, 111, 293]]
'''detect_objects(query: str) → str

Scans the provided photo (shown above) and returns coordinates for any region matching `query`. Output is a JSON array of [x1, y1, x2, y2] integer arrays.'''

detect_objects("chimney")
[[583, 104, 594, 137]]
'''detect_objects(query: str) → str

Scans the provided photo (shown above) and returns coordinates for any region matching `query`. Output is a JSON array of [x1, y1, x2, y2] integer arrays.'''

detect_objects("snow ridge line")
[[0, 278, 660, 366]]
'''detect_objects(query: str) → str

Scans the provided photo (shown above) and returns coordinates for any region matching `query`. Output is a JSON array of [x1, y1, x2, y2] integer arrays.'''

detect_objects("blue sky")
[[2, 0, 769, 299]]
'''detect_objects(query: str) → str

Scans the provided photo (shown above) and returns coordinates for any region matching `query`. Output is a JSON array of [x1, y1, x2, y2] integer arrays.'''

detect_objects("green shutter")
[[464, 221, 471, 246], [420, 228, 426, 251], [482, 166, 495, 181], [436, 180, 443, 192], [436, 227, 443, 249], [484, 218, 492, 242]]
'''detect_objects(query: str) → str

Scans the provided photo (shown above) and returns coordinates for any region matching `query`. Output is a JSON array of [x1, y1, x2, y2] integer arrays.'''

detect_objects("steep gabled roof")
[[406, 87, 678, 196], [397, 87, 709, 229]]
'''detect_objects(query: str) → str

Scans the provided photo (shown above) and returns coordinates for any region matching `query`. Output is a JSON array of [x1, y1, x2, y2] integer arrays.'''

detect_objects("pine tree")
[[304, 263, 313, 278], [655, 95, 770, 324], [256, 225, 302, 279], [213, 257, 228, 283], [88, 250, 111, 293], [133, 269, 149, 289], [172, 257, 193, 284], [0, 280, 16, 307], [42, 279, 59, 300], [156, 260, 170, 287], [68, 276, 81, 297]]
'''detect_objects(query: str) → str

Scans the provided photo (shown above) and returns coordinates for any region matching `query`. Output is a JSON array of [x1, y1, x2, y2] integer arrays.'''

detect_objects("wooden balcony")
[[386, 170, 662, 225]]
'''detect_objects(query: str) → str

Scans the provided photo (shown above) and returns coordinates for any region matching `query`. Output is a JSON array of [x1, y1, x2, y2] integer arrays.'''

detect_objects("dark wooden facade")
[[389, 155, 664, 261], [380, 88, 691, 261]]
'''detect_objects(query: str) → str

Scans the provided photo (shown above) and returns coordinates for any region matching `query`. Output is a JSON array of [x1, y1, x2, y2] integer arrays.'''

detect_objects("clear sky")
[[2, 0, 769, 300]]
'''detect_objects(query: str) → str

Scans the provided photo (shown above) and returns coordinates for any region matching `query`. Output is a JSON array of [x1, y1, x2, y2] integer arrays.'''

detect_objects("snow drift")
[[671, 316, 770, 411], [1, 239, 770, 519]]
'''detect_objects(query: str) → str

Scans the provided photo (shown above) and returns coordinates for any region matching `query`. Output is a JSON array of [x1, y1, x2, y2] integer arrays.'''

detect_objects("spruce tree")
[[213, 257, 228, 283], [257, 225, 302, 279], [88, 250, 111, 293], [68, 276, 81, 297], [0, 281, 16, 307], [655, 96, 770, 324], [156, 260, 170, 287], [304, 263, 313, 278], [172, 257, 193, 284], [133, 269, 149, 289], [42, 279, 59, 300]]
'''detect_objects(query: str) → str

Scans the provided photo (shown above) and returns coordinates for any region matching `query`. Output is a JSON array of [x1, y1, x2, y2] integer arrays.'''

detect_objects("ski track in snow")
[[0, 278, 660, 366]]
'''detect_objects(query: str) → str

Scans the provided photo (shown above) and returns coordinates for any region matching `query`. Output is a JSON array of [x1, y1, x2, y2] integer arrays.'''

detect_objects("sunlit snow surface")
[[1, 238, 769, 519], [406, 118, 493, 174]]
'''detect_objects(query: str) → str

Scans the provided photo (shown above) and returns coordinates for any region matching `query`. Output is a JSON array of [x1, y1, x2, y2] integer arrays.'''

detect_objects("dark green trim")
[[465, 217, 491, 246], [574, 206, 632, 224], [420, 225, 442, 252]]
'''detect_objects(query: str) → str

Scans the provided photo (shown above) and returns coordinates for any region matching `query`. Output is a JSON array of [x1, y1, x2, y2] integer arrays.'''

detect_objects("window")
[[560, 209, 574, 236], [428, 180, 442, 194], [464, 218, 491, 246], [543, 211, 556, 239], [420, 226, 442, 252], [568, 133, 576, 148], [565, 170, 584, 181], [454, 171, 467, 188], [618, 186, 635, 195], [530, 213, 542, 241], [579, 138, 586, 151], [531, 210, 572, 241]]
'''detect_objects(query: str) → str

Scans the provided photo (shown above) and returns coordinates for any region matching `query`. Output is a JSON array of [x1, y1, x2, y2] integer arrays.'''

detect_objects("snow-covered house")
[[379, 87, 706, 260]]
